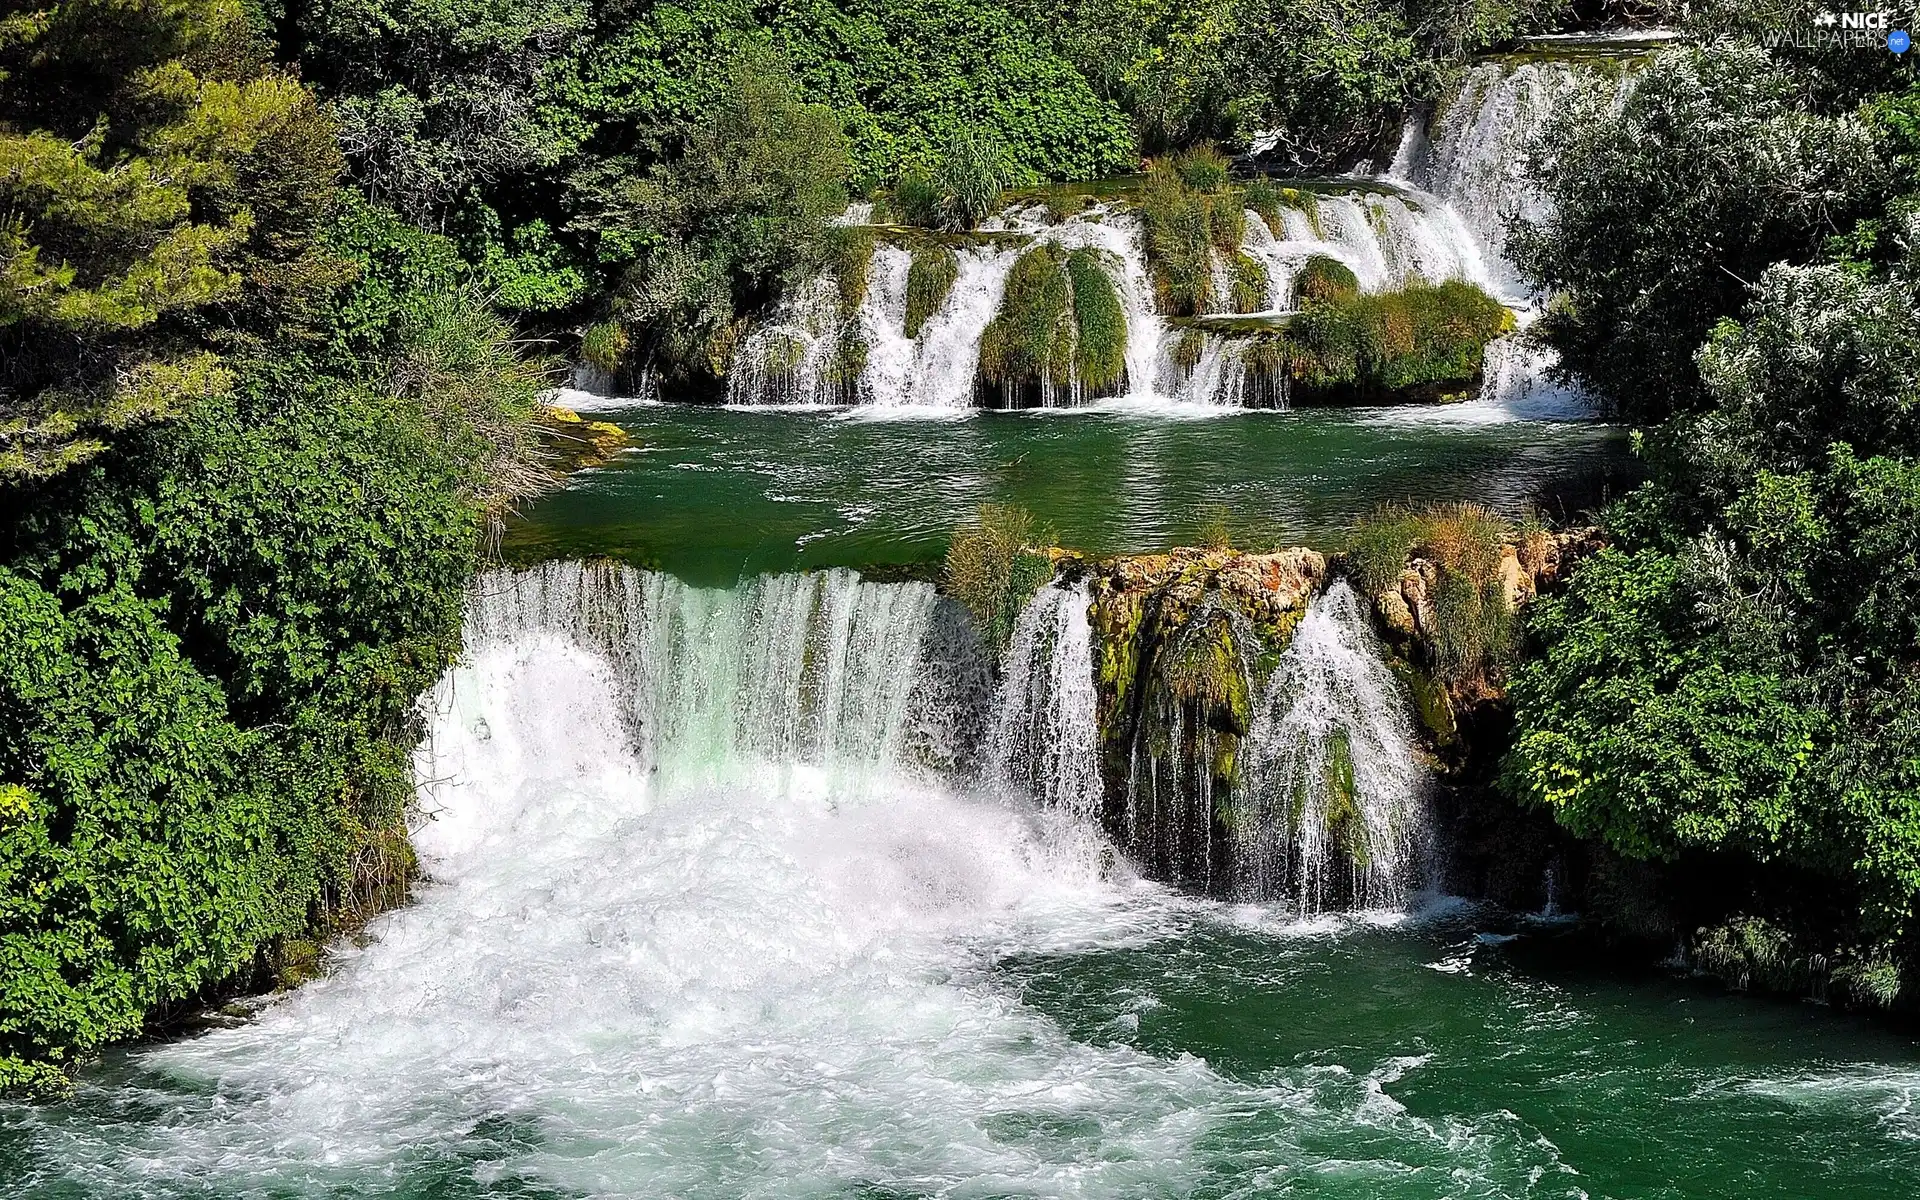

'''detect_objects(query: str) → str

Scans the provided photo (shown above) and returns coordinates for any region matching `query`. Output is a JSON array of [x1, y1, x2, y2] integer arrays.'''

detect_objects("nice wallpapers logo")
[[1776, 8, 1912, 50]]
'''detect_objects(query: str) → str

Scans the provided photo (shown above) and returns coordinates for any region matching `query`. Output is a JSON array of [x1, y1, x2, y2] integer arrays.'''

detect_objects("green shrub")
[[1286, 279, 1512, 395], [1065, 248, 1129, 393], [904, 244, 961, 338], [978, 246, 1074, 395], [1175, 144, 1231, 192], [1291, 255, 1359, 306], [894, 130, 1016, 231], [1228, 253, 1269, 313], [945, 504, 1053, 648], [580, 320, 630, 374], [1141, 162, 1220, 316], [1242, 177, 1286, 231]]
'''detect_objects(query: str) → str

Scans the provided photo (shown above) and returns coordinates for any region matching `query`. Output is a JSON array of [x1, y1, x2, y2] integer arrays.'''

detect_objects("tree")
[[0, 0, 344, 479], [577, 46, 850, 383], [1510, 43, 1884, 422]]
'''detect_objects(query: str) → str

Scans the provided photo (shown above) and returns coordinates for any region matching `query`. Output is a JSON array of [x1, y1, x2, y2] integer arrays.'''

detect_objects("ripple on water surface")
[[5, 568, 1916, 1200]]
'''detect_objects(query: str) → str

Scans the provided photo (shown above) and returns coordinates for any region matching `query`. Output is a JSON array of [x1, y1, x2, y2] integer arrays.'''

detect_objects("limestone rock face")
[[1069, 547, 1327, 890]]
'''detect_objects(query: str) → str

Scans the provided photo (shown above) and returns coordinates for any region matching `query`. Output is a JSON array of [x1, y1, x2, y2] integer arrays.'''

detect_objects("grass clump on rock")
[[1066, 248, 1129, 392], [904, 244, 960, 338], [1229, 253, 1269, 314], [979, 245, 1075, 398], [1291, 254, 1358, 306], [1286, 279, 1511, 400], [979, 245, 1130, 402], [945, 504, 1054, 649]]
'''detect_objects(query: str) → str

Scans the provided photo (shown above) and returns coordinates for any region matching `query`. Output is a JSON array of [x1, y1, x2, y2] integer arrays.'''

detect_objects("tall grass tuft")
[[1174, 144, 1231, 193], [1229, 253, 1269, 313], [904, 244, 959, 338], [1344, 501, 1517, 691], [946, 504, 1054, 649]]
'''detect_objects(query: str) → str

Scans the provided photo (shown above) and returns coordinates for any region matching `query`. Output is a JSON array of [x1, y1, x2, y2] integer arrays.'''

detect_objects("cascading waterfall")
[[1383, 54, 1640, 415], [1403, 60, 1632, 298], [729, 189, 1498, 409], [985, 579, 1103, 817], [688, 49, 1646, 412], [1108, 581, 1427, 909], [460, 561, 990, 783], [723, 276, 863, 407], [1232, 580, 1427, 910], [1239, 192, 1489, 308]]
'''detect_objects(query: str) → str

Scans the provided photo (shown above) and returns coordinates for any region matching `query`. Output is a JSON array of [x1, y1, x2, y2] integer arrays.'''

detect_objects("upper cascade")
[[726, 187, 1501, 411], [1394, 56, 1640, 299]]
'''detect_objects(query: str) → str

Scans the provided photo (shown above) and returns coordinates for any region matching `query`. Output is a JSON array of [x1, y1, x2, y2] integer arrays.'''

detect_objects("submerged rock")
[[540, 404, 633, 474]]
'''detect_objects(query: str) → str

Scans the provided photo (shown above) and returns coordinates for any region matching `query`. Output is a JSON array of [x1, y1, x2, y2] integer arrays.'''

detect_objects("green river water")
[[503, 401, 1632, 584], [5, 403, 1913, 1199]]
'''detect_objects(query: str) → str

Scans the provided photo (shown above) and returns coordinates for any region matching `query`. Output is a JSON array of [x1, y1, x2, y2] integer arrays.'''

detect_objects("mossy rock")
[[1322, 729, 1370, 868], [1291, 255, 1358, 306], [905, 244, 960, 338]]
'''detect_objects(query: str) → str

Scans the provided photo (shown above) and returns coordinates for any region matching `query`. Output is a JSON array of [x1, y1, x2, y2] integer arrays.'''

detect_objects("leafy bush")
[[945, 504, 1053, 648], [1503, 546, 1823, 861], [0, 0, 344, 480], [1012, 0, 1423, 164], [904, 245, 961, 338], [599, 46, 851, 386], [1510, 43, 1885, 421]]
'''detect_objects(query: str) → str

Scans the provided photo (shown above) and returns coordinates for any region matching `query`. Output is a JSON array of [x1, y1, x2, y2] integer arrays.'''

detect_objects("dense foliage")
[[1507, 20, 1920, 994], [277, 0, 1565, 377], [0, 0, 548, 1089]]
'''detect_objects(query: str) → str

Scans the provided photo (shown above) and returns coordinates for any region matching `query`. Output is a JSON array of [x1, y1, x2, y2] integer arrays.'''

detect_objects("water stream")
[[7, 564, 1915, 1198]]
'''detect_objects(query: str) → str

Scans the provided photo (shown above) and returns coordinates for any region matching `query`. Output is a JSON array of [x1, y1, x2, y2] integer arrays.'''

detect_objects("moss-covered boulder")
[[1078, 547, 1326, 890]]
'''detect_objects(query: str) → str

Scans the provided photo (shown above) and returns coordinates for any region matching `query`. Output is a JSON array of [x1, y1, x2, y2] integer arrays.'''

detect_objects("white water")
[[1236, 581, 1427, 910], [9, 564, 1452, 1196], [986, 579, 1104, 819]]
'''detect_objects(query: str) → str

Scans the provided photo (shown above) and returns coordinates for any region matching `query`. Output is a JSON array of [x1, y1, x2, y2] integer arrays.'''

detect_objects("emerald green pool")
[[506, 401, 1633, 583]]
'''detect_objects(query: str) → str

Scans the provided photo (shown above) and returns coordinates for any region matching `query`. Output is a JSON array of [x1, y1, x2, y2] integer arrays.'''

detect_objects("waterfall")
[[1402, 61, 1623, 298], [1380, 54, 1641, 416], [730, 185, 1506, 409], [725, 275, 862, 407], [459, 561, 991, 783], [1236, 193, 1488, 314], [1232, 581, 1427, 910], [985, 580, 1103, 817]]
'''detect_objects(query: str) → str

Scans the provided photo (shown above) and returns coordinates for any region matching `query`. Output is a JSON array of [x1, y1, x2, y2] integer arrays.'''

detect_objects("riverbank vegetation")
[[0, 0, 552, 1091], [1505, 14, 1920, 1005]]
